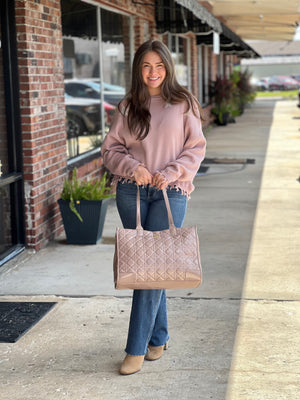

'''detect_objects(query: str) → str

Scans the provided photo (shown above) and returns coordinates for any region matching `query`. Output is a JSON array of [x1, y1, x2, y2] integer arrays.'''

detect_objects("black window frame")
[[0, 0, 25, 266]]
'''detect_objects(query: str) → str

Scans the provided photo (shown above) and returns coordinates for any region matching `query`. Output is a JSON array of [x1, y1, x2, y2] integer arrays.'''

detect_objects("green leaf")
[[60, 168, 115, 221]]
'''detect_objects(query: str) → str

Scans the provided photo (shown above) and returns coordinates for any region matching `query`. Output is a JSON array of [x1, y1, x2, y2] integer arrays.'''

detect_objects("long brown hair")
[[120, 40, 203, 140]]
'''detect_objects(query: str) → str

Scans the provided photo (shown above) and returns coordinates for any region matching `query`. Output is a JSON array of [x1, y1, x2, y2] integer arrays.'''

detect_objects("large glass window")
[[168, 35, 190, 90], [61, 1, 130, 159]]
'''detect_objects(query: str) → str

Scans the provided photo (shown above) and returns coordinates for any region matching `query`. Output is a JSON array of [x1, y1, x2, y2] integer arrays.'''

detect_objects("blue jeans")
[[116, 181, 187, 356]]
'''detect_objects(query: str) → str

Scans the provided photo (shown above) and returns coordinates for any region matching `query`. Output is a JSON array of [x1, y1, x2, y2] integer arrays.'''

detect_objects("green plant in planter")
[[210, 75, 234, 125], [230, 69, 256, 114], [60, 168, 115, 222], [211, 101, 232, 125]]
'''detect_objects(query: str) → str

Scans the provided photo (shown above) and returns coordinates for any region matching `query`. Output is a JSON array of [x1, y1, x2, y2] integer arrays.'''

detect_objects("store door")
[[0, 0, 25, 266]]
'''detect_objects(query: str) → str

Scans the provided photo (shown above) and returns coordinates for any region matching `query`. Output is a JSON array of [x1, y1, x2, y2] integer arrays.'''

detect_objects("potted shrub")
[[58, 168, 115, 244], [210, 75, 234, 126], [230, 69, 256, 115], [211, 100, 231, 126]]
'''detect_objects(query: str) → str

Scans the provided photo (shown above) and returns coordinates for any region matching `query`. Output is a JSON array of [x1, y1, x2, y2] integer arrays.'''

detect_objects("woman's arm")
[[101, 110, 141, 178], [159, 111, 206, 184]]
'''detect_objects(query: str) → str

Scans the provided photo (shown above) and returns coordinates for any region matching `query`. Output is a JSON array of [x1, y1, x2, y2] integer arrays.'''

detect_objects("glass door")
[[0, 0, 25, 266]]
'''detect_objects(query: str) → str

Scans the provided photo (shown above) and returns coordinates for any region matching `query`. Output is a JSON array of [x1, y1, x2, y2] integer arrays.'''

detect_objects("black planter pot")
[[58, 198, 109, 244], [215, 112, 229, 126], [239, 103, 245, 115]]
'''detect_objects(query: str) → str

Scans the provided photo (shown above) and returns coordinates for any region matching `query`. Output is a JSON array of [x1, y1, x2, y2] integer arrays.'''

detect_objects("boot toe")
[[119, 354, 144, 375]]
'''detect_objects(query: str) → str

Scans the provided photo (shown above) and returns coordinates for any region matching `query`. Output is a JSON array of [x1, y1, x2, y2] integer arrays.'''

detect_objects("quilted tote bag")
[[114, 186, 202, 290]]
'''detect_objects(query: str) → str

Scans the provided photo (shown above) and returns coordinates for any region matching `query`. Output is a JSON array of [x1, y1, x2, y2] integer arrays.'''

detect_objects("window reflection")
[[170, 35, 189, 88], [61, 0, 129, 159]]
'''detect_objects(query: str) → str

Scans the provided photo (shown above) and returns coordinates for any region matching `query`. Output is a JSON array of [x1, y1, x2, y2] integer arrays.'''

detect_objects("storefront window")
[[169, 35, 190, 89], [61, 0, 130, 159]]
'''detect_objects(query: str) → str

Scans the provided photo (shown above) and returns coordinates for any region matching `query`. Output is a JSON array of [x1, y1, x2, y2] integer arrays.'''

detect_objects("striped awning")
[[196, 22, 260, 58], [155, 0, 222, 34], [155, 0, 258, 58]]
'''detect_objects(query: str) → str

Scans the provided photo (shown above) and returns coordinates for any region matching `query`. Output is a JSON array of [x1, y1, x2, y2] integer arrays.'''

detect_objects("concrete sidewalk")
[[0, 100, 299, 400]]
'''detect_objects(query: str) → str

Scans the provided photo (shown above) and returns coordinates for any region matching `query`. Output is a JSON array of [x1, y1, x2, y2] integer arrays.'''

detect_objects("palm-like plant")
[[230, 69, 255, 114], [60, 168, 115, 222], [210, 75, 234, 125]]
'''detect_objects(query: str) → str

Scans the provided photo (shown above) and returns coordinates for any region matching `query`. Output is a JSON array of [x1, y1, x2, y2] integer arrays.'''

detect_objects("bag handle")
[[136, 186, 175, 232]]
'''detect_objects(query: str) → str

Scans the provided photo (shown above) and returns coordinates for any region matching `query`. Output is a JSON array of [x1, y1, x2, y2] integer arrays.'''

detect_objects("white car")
[[64, 79, 125, 106], [252, 77, 269, 91]]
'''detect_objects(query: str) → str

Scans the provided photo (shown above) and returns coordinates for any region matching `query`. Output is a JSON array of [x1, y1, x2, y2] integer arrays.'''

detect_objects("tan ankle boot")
[[119, 354, 144, 375], [145, 342, 169, 361]]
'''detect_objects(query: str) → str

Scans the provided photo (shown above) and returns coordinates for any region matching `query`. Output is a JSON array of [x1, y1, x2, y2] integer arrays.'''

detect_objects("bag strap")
[[136, 186, 175, 231], [136, 186, 142, 230], [162, 188, 175, 229]]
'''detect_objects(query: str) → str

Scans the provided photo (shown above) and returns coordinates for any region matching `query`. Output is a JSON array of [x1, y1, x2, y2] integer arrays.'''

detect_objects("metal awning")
[[155, 0, 222, 34], [155, 0, 258, 58], [196, 22, 260, 58], [210, 0, 300, 41], [174, 0, 222, 33]]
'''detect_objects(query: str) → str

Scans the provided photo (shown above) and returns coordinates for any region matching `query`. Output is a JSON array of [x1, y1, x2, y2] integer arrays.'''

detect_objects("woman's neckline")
[[150, 94, 162, 99]]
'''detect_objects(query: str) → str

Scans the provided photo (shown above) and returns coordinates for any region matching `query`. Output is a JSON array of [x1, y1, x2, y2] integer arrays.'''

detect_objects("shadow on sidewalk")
[[176, 100, 277, 397]]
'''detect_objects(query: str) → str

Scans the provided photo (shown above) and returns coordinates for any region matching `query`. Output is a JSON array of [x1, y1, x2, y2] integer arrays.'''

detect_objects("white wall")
[[241, 56, 300, 79]]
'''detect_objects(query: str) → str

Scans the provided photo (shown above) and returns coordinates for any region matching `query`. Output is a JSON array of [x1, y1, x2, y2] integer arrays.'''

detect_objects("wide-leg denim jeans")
[[116, 181, 187, 356]]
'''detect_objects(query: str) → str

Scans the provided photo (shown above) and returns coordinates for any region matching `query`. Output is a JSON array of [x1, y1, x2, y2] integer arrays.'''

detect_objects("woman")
[[101, 40, 206, 375]]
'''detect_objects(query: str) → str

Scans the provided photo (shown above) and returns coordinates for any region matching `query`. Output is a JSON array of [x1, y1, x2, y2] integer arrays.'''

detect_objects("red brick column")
[[15, 0, 67, 250], [211, 53, 218, 81], [188, 34, 198, 98]]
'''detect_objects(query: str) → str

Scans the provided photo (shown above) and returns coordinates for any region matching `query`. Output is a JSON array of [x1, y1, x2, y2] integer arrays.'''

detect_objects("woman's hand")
[[133, 165, 153, 186], [152, 172, 169, 190]]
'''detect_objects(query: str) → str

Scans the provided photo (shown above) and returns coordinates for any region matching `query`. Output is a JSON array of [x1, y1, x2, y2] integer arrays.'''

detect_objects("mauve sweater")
[[101, 95, 206, 196]]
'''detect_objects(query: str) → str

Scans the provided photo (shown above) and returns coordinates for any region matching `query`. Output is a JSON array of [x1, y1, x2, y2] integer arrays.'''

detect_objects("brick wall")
[[188, 33, 199, 98], [211, 52, 218, 81], [15, 0, 67, 250]]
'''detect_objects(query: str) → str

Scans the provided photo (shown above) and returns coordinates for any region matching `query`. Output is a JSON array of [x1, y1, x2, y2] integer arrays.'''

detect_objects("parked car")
[[64, 79, 125, 106], [268, 76, 299, 91], [65, 94, 115, 138], [252, 77, 269, 91], [291, 74, 300, 84]]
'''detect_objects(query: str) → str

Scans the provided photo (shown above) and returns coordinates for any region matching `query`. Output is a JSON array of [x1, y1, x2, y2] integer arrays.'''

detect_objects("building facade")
[[0, 0, 256, 265], [241, 40, 300, 79]]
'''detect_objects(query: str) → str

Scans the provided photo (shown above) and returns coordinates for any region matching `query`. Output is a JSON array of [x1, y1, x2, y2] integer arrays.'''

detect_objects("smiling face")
[[141, 51, 166, 96]]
